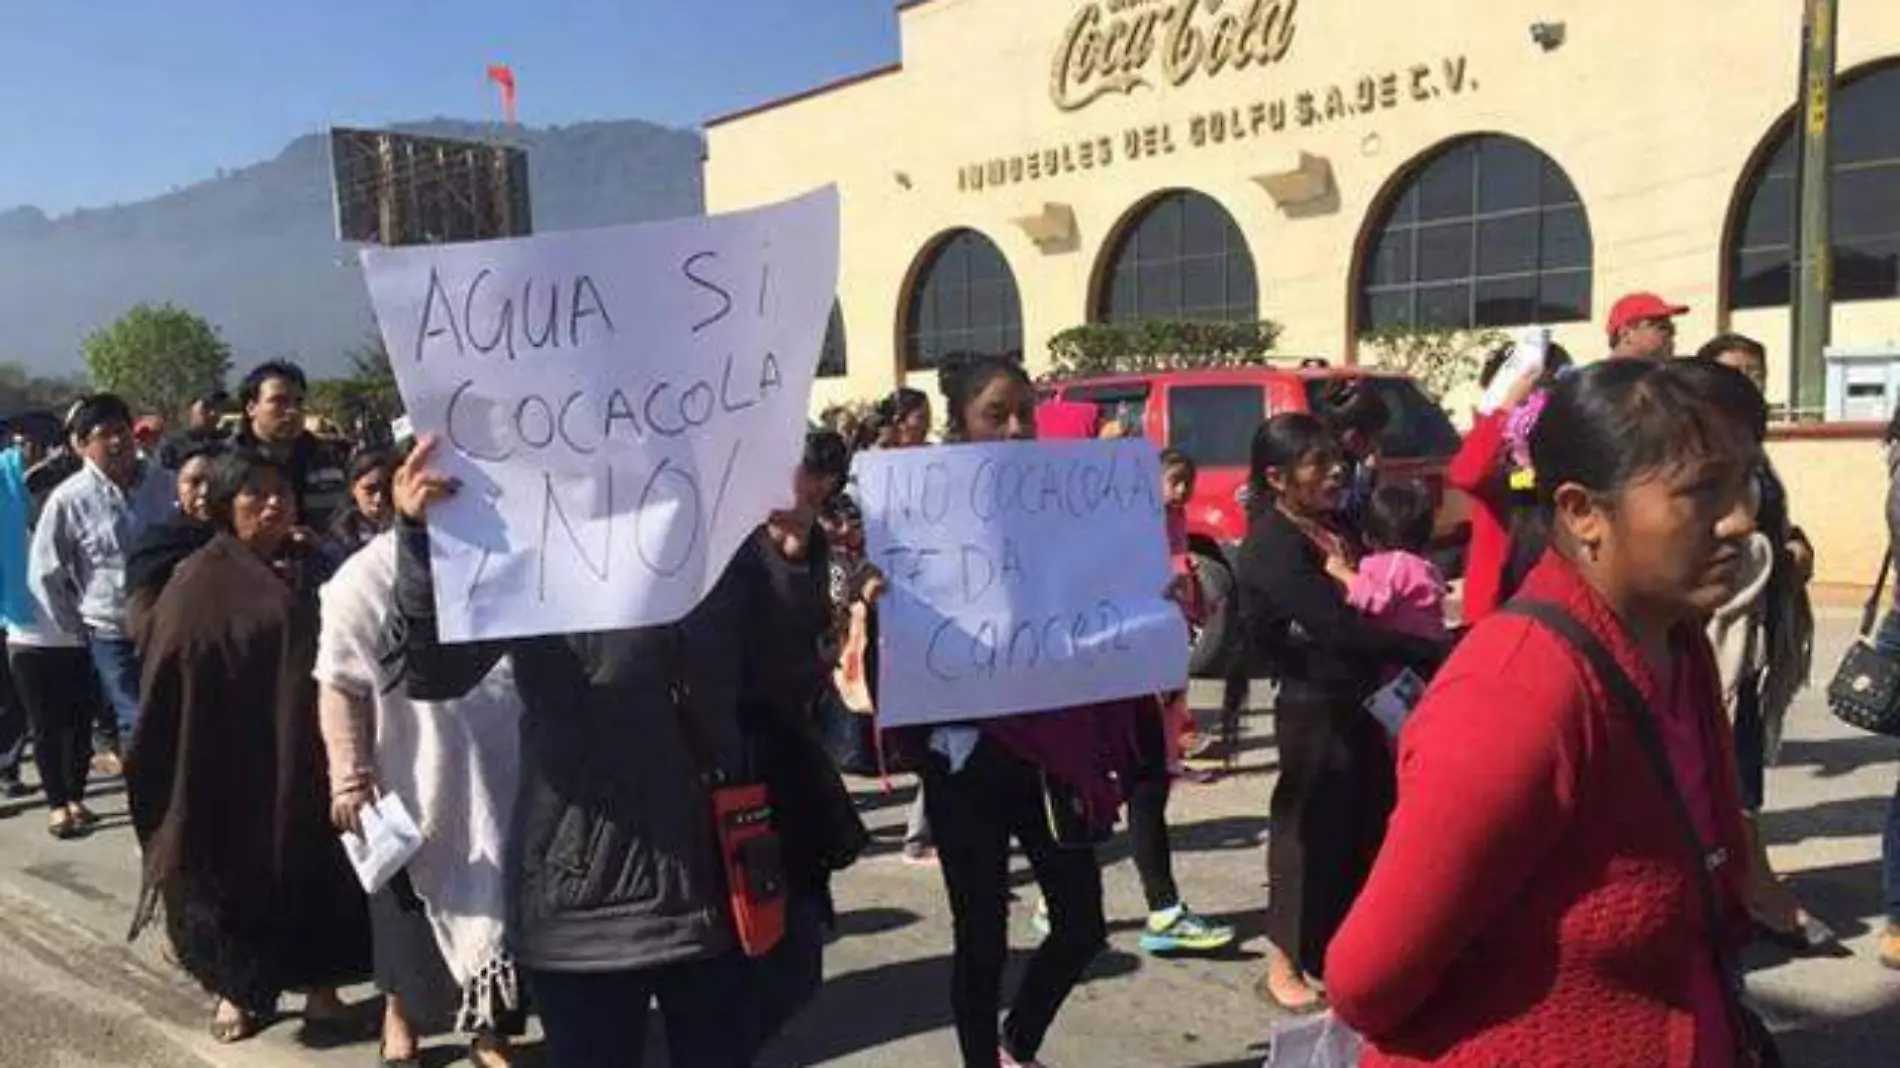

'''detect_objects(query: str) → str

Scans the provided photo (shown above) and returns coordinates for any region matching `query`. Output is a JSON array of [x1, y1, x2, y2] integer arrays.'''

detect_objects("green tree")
[[1045, 319, 1283, 379], [82, 303, 231, 420], [343, 334, 398, 417], [1357, 326, 1507, 402], [305, 335, 400, 431], [0, 361, 86, 413]]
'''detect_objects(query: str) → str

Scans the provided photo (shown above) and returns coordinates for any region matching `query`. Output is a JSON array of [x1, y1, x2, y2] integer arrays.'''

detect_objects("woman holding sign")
[[1235, 414, 1445, 1015], [887, 355, 1138, 1068], [391, 434, 804, 1068]]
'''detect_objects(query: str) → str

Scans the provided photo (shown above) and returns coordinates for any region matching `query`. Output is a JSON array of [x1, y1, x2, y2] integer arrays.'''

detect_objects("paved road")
[[0, 611, 1895, 1065]]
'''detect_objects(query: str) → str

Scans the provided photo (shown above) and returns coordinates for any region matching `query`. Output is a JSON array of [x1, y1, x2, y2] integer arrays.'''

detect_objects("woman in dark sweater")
[[1235, 413, 1442, 1013]]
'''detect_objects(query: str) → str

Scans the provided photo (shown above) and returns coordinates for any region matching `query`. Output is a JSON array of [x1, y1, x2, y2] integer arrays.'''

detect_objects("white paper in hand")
[[1265, 1011, 1364, 1068], [341, 793, 423, 895], [1364, 668, 1428, 737], [1476, 325, 1552, 415]]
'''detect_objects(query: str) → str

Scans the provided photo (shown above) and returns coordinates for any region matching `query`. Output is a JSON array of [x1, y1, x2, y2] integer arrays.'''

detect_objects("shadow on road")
[[757, 947, 1140, 1067], [831, 906, 923, 941], [1755, 982, 1900, 1067], [1760, 795, 1890, 850], [1775, 735, 1897, 782], [1773, 857, 1887, 942]]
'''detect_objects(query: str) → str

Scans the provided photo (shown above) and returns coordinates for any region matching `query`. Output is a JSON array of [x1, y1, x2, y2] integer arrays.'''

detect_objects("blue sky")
[[0, 0, 899, 213]]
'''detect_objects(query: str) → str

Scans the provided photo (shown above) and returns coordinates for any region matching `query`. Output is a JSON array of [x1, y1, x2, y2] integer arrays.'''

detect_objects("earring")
[[1584, 540, 1601, 562]]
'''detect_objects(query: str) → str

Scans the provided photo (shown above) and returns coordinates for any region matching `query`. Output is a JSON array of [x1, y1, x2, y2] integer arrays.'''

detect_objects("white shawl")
[[314, 532, 523, 988]]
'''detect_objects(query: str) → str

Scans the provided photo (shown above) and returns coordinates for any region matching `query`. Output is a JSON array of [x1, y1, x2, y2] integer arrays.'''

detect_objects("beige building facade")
[[705, 0, 1900, 586]]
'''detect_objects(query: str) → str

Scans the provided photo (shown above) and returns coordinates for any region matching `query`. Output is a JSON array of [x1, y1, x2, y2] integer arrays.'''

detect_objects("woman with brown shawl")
[[126, 448, 370, 1044]]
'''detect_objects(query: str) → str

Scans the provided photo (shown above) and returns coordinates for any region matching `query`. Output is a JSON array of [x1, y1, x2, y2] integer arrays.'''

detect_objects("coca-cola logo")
[[1050, 0, 1300, 112]]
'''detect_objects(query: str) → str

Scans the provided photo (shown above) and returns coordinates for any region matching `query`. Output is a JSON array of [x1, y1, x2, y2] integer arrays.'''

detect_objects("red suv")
[[1040, 363, 1463, 675]]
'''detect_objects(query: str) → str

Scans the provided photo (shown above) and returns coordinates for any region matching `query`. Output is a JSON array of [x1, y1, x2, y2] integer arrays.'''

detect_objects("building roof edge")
[[703, 61, 905, 130]]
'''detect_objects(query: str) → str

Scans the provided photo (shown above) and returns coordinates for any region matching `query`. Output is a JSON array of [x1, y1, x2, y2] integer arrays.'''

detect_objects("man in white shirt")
[[28, 394, 175, 769]]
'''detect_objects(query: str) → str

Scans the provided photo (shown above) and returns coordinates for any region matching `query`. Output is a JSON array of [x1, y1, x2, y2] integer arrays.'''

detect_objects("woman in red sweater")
[[1327, 358, 1771, 1068]]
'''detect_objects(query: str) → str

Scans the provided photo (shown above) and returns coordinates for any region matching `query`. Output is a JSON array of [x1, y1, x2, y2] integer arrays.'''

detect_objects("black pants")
[[1129, 700, 1179, 913], [1264, 690, 1395, 978], [0, 645, 27, 783], [524, 952, 753, 1068], [370, 874, 461, 1036], [923, 735, 1106, 1068], [9, 646, 96, 807]]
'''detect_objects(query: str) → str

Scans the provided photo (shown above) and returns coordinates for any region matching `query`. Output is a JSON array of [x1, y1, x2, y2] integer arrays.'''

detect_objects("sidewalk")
[[0, 614, 1895, 1065]]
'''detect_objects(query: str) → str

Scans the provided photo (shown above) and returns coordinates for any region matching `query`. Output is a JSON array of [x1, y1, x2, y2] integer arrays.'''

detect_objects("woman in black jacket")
[[391, 436, 803, 1068], [1236, 413, 1443, 1014]]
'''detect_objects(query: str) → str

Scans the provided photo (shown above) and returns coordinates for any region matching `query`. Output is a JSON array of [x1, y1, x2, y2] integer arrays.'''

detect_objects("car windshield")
[[1166, 384, 1265, 468], [1060, 382, 1152, 438], [1305, 377, 1461, 458]]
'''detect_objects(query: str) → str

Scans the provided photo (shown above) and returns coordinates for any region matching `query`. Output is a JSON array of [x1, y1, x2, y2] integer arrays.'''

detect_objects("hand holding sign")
[[393, 435, 462, 521]]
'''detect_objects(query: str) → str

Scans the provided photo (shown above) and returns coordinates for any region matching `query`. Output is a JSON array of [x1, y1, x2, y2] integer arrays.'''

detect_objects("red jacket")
[[1326, 554, 1751, 1068], [1446, 412, 1510, 624]]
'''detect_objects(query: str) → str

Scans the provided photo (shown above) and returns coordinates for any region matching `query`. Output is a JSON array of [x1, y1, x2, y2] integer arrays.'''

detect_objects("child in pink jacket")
[[1342, 481, 1448, 644]]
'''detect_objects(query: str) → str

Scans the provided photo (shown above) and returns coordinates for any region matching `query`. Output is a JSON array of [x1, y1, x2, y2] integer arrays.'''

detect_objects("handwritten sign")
[[361, 187, 839, 642], [855, 440, 1191, 728]]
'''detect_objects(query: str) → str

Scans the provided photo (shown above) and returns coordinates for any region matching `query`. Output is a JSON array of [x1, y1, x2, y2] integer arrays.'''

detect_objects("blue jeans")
[[86, 636, 141, 744], [1875, 610, 1900, 922], [524, 952, 754, 1068]]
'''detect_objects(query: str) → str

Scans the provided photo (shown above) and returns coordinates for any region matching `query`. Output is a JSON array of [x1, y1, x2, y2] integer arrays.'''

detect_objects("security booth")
[[1824, 346, 1900, 423]]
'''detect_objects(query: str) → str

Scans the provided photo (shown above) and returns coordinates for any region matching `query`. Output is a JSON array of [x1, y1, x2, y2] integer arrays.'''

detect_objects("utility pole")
[[1791, 0, 1838, 418]]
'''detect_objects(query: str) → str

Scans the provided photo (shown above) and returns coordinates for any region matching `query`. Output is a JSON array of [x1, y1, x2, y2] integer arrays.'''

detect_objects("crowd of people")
[[0, 289, 1887, 1068]]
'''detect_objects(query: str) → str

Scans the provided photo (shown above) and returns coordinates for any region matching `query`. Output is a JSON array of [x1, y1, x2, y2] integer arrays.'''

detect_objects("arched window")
[[817, 302, 846, 378], [1096, 190, 1258, 322], [902, 229, 1023, 371], [1730, 62, 1900, 309], [1358, 135, 1593, 332]]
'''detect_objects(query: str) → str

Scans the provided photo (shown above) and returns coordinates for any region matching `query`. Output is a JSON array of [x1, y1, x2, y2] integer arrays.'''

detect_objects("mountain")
[[0, 118, 705, 378]]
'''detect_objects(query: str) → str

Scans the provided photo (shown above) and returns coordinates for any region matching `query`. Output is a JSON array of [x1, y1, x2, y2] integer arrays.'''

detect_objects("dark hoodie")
[[397, 517, 761, 973]]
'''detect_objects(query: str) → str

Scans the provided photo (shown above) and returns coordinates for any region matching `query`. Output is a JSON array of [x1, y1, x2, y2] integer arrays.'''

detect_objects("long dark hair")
[[937, 355, 1031, 442], [1244, 412, 1334, 523]]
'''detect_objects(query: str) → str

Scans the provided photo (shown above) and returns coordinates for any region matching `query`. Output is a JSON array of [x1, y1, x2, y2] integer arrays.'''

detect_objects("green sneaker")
[[1138, 905, 1235, 954]]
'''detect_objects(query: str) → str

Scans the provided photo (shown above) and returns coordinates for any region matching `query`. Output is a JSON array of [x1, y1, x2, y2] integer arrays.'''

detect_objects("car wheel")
[[1188, 550, 1237, 678]]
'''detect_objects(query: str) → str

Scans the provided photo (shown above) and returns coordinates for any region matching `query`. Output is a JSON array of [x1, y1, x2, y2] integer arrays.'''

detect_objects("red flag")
[[487, 64, 517, 125]]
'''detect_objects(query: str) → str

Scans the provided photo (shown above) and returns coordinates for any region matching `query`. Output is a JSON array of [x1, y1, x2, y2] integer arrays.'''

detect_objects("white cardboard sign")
[[361, 188, 839, 641], [855, 440, 1191, 728]]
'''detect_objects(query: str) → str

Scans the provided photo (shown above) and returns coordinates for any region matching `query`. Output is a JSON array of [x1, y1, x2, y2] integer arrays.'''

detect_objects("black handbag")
[[1825, 546, 1900, 737], [1502, 602, 1783, 1068]]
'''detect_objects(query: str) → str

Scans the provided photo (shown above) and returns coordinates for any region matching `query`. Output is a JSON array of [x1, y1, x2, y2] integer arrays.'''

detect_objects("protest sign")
[[855, 439, 1191, 728], [361, 187, 839, 642]]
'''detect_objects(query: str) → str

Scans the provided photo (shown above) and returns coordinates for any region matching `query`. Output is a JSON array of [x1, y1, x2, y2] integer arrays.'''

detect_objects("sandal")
[[69, 804, 99, 827], [48, 814, 79, 840], [1253, 969, 1327, 1016], [469, 1035, 516, 1067]]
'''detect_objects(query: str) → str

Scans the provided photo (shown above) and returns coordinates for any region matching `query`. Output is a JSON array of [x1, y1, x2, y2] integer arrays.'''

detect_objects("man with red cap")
[[1606, 291, 1689, 361]]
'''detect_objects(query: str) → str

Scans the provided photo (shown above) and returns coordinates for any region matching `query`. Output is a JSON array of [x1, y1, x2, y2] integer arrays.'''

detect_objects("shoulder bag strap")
[[1860, 548, 1893, 638], [1499, 601, 1750, 1037]]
